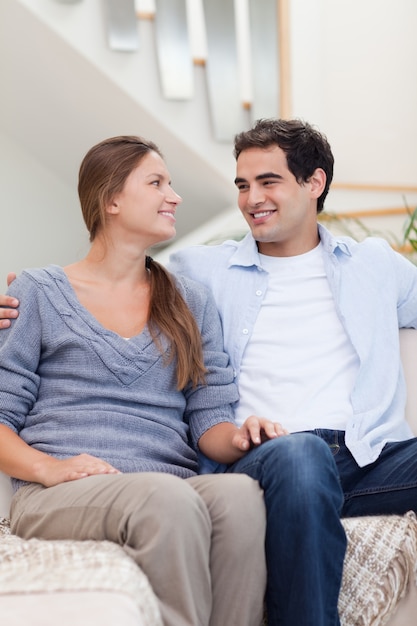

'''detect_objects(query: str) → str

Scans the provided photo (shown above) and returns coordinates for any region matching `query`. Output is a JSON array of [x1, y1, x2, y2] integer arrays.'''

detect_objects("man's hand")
[[199, 417, 289, 465], [34, 453, 121, 488], [6, 273, 16, 287], [232, 415, 289, 452], [0, 273, 19, 328]]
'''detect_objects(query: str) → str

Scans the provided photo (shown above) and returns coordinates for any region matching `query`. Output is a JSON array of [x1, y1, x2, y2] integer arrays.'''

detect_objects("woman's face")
[[109, 151, 182, 247]]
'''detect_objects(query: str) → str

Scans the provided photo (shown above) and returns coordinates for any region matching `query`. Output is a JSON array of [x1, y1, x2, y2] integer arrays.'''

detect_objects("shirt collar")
[[228, 222, 353, 269], [318, 223, 353, 256], [228, 232, 263, 268]]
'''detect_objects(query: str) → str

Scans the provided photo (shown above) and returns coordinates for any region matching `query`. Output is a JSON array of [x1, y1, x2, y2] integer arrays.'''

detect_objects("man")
[[2, 118, 417, 626], [169, 118, 417, 625]]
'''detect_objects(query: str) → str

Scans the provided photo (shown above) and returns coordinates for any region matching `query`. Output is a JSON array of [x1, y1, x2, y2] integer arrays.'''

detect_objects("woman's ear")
[[106, 200, 120, 215], [309, 168, 326, 199]]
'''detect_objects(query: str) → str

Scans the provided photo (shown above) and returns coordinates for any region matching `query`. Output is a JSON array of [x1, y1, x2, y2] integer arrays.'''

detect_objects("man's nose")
[[247, 185, 265, 206]]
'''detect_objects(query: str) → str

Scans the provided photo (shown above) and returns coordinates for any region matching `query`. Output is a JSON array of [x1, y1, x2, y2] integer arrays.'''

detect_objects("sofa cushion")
[[0, 518, 162, 626], [340, 512, 417, 625], [0, 592, 147, 626]]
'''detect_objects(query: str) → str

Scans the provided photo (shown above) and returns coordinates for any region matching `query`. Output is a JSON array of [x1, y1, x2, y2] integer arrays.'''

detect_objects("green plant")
[[403, 206, 417, 255], [320, 207, 417, 265]]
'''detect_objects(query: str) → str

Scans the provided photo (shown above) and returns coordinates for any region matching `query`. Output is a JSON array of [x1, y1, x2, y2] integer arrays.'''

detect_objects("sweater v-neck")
[[38, 265, 158, 354]]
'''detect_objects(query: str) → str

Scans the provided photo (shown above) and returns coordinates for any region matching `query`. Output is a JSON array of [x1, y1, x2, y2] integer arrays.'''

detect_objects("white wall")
[[290, 0, 417, 187], [0, 132, 89, 278]]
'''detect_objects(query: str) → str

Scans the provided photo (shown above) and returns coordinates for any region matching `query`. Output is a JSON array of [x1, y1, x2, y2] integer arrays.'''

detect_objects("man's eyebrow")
[[234, 172, 283, 185], [256, 172, 283, 181]]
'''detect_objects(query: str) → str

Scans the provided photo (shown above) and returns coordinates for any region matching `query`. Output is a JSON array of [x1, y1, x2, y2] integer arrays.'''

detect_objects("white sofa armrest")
[[400, 328, 417, 435]]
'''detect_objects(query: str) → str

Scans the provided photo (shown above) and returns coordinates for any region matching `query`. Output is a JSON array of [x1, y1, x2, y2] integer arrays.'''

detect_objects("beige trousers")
[[11, 472, 266, 626]]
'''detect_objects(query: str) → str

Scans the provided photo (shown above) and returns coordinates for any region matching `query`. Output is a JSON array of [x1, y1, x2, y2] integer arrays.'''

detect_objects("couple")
[[2, 118, 417, 626]]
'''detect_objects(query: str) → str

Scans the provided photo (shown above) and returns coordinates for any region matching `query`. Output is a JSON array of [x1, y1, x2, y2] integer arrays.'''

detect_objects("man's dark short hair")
[[234, 118, 334, 212]]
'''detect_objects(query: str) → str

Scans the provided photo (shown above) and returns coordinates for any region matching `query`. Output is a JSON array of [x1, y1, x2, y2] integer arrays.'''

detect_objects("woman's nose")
[[169, 188, 182, 205]]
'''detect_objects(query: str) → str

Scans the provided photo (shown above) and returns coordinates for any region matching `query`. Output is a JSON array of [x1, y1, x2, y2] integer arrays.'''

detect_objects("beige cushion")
[[0, 592, 146, 626], [0, 519, 162, 626]]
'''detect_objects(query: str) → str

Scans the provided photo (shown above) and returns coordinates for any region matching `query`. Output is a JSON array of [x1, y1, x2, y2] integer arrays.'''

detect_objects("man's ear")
[[309, 168, 326, 199]]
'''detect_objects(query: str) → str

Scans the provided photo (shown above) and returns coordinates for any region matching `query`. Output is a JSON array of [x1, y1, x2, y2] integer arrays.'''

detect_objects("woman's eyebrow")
[[145, 172, 166, 180]]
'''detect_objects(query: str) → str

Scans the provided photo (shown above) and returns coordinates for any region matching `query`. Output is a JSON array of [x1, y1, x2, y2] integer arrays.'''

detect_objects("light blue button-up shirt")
[[170, 224, 417, 467]]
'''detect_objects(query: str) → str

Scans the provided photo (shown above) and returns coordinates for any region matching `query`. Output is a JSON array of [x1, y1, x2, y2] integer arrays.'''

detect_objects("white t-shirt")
[[234, 243, 359, 432]]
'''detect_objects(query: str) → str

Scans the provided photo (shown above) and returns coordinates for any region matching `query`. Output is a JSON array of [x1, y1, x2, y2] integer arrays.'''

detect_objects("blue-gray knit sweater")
[[0, 266, 238, 491]]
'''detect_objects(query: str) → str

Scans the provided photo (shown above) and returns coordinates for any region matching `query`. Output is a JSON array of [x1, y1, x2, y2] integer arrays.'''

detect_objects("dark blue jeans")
[[227, 429, 417, 626]]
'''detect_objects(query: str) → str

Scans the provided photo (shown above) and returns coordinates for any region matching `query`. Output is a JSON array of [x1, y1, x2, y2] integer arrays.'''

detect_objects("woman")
[[0, 136, 281, 626]]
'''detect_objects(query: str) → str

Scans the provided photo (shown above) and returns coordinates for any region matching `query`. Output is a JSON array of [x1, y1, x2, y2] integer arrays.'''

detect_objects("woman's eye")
[[151, 180, 160, 186]]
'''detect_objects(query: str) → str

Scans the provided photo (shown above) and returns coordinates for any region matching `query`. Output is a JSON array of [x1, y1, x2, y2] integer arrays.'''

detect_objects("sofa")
[[0, 329, 416, 625]]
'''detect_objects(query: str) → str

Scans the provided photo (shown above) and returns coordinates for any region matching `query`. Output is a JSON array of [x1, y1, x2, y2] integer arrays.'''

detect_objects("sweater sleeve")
[[175, 276, 239, 449], [0, 272, 43, 433]]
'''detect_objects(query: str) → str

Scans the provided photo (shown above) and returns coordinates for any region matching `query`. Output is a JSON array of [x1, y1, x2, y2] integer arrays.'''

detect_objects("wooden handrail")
[[321, 207, 411, 220], [320, 207, 409, 220], [136, 12, 155, 20], [332, 182, 417, 193], [278, 0, 291, 118]]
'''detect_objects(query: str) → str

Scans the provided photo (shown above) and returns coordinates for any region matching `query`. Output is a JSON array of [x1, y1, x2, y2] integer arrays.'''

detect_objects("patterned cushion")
[[0, 518, 10, 537], [339, 512, 417, 626]]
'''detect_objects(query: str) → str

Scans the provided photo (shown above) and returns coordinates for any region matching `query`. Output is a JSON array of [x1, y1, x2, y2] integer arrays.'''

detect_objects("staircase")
[[0, 0, 280, 250]]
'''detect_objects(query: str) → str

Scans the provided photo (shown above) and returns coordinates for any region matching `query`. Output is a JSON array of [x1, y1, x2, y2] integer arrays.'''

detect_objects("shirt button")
[[242, 329, 249, 335], [256, 290, 262, 296]]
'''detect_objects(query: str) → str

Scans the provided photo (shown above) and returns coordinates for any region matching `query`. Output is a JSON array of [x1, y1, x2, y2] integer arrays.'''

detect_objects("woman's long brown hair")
[[146, 256, 207, 389], [78, 135, 207, 389]]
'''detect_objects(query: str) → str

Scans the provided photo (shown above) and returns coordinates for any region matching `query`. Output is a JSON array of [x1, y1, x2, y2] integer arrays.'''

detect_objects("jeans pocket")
[[329, 442, 341, 456]]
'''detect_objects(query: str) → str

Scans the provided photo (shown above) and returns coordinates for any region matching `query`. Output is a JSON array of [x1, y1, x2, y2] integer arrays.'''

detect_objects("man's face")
[[234, 146, 323, 257]]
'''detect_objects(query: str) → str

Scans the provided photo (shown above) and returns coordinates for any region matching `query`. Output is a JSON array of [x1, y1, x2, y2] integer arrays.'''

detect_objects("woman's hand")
[[34, 453, 121, 487], [232, 415, 289, 452], [0, 425, 121, 487]]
